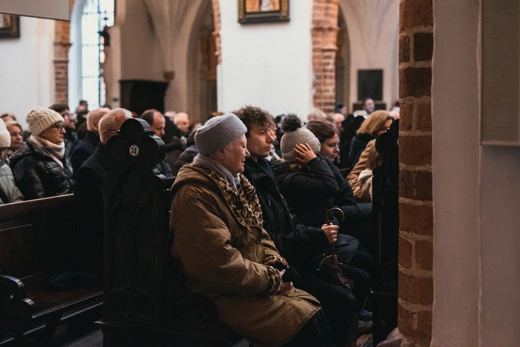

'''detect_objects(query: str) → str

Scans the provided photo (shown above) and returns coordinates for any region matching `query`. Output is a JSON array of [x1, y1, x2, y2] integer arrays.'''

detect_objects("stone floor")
[[6, 324, 373, 346]]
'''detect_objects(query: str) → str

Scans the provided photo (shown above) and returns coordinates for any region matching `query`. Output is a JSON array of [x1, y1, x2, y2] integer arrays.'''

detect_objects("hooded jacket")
[[170, 164, 320, 347]]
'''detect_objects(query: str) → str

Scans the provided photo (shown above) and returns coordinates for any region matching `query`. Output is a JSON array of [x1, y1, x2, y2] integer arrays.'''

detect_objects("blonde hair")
[[357, 110, 394, 137]]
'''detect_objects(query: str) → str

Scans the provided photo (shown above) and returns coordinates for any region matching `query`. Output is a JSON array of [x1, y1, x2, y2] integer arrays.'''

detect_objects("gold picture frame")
[[238, 0, 289, 24], [0, 14, 20, 39]]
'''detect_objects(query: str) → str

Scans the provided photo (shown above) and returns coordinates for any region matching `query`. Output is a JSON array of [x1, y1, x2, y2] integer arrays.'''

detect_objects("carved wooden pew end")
[[101, 118, 245, 346]]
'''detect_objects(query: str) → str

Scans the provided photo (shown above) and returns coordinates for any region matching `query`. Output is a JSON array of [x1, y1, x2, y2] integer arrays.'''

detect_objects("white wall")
[[340, 0, 399, 112], [0, 16, 54, 129], [218, 0, 313, 117], [432, 0, 520, 345]]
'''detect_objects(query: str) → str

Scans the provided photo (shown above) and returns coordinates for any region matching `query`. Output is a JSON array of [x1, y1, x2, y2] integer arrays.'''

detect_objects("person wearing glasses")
[[9, 107, 73, 200]]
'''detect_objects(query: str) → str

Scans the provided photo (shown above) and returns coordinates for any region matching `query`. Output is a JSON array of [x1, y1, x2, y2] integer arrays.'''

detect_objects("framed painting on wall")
[[0, 14, 20, 39], [238, 0, 289, 24]]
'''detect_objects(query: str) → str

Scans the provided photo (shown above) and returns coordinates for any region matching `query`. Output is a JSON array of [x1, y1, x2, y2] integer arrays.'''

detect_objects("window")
[[81, 0, 114, 109]]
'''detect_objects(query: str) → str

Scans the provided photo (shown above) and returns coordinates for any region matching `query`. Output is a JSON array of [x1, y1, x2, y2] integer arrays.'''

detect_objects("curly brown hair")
[[232, 105, 275, 137]]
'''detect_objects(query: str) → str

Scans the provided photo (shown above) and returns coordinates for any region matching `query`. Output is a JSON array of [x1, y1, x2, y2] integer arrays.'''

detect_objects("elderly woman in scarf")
[[10, 107, 73, 200], [170, 113, 334, 347]]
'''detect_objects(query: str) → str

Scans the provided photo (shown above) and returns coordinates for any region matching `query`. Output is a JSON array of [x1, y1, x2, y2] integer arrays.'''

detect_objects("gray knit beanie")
[[27, 107, 64, 137], [0, 118, 10, 148], [280, 114, 321, 163], [195, 113, 247, 155]]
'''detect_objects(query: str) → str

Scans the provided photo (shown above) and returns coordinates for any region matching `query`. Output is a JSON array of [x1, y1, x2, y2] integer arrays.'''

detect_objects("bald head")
[[87, 108, 110, 133], [333, 113, 345, 131], [99, 108, 132, 144], [174, 112, 190, 133]]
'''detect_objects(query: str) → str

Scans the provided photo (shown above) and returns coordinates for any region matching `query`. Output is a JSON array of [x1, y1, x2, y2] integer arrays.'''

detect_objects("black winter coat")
[[71, 130, 100, 177], [172, 145, 198, 177], [348, 133, 374, 167], [273, 155, 371, 228], [324, 158, 372, 223], [10, 141, 73, 200], [243, 158, 329, 269], [272, 155, 339, 228], [73, 143, 113, 277]]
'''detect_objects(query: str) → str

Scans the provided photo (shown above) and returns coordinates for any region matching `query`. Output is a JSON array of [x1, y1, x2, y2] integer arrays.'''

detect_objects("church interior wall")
[[166, 0, 213, 118], [119, 1, 162, 82], [432, 0, 520, 345], [340, 0, 399, 111], [0, 16, 55, 128], [218, 0, 314, 118]]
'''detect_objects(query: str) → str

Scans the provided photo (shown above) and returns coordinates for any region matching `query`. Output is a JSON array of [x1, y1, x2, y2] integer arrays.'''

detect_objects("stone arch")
[[311, 0, 340, 114]]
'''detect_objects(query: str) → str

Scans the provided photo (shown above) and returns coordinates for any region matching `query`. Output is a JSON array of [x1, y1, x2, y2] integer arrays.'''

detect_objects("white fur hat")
[[0, 118, 10, 148]]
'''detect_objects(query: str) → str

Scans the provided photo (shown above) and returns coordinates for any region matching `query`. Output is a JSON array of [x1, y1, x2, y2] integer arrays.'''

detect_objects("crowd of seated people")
[[0, 100, 398, 346], [0, 103, 204, 203]]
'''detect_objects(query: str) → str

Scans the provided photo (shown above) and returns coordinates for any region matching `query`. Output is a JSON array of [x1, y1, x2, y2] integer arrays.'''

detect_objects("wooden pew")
[[0, 194, 103, 344], [370, 119, 399, 344], [100, 118, 244, 346]]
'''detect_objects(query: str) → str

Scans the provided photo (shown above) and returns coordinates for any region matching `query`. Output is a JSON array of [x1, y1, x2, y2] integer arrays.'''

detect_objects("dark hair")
[[334, 103, 345, 113], [76, 109, 89, 120], [49, 104, 69, 114], [233, 105, 275, 137], [140, 109, 160, 127], [307, 119, 339, 144]]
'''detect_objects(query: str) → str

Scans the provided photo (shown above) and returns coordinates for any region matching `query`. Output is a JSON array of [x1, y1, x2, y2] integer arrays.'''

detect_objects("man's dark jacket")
[[73, 143, 112, 277], [243, 157, 330, 269], [71, 130, 100, 176]]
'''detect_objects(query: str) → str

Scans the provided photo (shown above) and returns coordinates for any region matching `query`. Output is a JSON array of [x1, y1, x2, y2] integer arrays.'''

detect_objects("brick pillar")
[[311, 0, 339, 114], [53, 0, 75, 105], [211, 0, 222, 65], [379, 0, 434, 346]]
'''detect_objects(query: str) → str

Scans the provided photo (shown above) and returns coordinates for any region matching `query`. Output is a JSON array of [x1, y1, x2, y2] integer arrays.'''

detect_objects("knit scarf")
[[193, 154, 241, 191], [30, 135, 65, 168]]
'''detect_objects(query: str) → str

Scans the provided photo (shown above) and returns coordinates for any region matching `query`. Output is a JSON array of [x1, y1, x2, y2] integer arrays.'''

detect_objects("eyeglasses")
[[51, 123, 65, 131]]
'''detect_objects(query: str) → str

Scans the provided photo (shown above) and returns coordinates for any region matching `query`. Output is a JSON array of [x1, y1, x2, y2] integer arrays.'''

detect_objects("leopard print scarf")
[[193, 165, 263, 227]]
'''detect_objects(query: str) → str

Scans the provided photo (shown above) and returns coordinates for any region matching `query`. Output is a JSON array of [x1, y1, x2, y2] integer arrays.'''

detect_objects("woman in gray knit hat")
[[10, 107, 73, 200]]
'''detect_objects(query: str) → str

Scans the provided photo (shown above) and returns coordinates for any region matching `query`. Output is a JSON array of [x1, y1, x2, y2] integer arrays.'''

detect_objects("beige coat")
[[347, 138, 376, 202], [170, 164, 320, 347]]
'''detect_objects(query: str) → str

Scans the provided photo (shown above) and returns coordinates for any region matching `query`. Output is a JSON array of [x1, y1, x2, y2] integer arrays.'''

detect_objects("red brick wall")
[[53, 0, 75, 105], [311, 0, 340, 114], [395, 0, 433, 344], [211, 0, 222, 65]]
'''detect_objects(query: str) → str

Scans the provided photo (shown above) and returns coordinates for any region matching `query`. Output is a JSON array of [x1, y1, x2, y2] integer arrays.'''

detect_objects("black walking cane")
[[322, 207, 354, 289], [323, 207, 344, 269]]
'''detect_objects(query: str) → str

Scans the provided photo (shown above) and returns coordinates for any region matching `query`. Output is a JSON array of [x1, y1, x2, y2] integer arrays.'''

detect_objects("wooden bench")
[[370, 119, 399, 344], [0, 194, 103, 345], [100, 118, 244, 346]]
